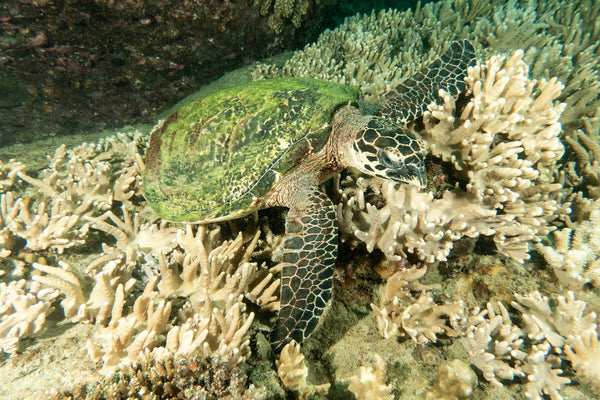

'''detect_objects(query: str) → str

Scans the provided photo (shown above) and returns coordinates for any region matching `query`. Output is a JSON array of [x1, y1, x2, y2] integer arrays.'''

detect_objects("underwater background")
[[1, 0, 600, 399]]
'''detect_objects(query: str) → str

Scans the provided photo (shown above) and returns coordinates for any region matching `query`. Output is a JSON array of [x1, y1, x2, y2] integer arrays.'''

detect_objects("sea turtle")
[[142, 40, 476, 352]]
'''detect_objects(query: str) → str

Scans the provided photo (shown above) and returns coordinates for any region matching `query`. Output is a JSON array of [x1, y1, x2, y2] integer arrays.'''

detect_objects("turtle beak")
[[377, 149, 427, 188], [387, 167, 427, 188]]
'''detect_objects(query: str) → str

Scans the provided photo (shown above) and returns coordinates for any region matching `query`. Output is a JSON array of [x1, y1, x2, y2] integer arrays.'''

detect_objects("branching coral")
[[156, 226, 279, 312], [521, 342, 570, 400], [0, 132, 146, 257], [424, 359, 478, 400], [512, 291, 597, 349], [276, 340, 330, 398], [563, 112, 600, 200], [0, 280, 58, 353], [347, 354, 393, 400], [372, 264, 598, 399], [254, 0, 600, 126], [371, 266, 463, 343], [157, 293, 255, 367], [565, 325, 600, 390], [459, 302, 527, 386], [537, 201, 600, 288], [32, 260, 136, 326], [339, 50, 569, 263]]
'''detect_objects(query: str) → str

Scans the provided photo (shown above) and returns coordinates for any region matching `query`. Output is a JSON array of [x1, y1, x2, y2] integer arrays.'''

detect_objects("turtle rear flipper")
[[270, 184, 337, 353], [377, 39, 476, 124]]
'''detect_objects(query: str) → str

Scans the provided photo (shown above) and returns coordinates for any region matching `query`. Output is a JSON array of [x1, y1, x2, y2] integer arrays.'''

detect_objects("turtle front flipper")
[[377, 39, 477, 124], [270, 184, 337, 353]]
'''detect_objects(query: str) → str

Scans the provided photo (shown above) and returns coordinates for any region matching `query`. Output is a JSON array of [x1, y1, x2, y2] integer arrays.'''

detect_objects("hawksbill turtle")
[[142, 40, 476, 352]]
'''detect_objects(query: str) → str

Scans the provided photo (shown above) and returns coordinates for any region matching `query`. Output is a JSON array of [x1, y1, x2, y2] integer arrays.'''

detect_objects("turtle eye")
[[377, 148, 401, 168]]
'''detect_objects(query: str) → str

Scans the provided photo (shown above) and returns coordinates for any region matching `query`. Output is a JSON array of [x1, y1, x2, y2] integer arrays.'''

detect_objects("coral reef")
[[48, 354, 266, 400], [338, 49, 569, 263], [1, 0, 600, 399], [371, 261, 600, 399], [253, 0, 600, 127], [0, 128, 269, 378]]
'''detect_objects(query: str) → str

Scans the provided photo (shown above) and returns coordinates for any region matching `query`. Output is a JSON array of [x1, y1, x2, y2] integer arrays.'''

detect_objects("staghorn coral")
[[16, 132, 145, 212], [563, 111, 600, 200], [458, 301, 527, 387], [521, 342, 570, 400], [32, 260, 136, 326], [511, 291, 597, 349], [0, 159, 25, 190], [0, 131, 146, 256], [156, 226, 279, 312], [86, 276, 172, 375], [154, 293, 255, 367], [372, 263, 598, 399], [1, 1, 600, 398], [565, 325, 600, 390], [459, 291, 598, 398]]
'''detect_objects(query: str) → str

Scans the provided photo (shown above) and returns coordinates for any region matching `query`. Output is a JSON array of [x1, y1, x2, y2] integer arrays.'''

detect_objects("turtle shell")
[[143, 77, 360, 223]]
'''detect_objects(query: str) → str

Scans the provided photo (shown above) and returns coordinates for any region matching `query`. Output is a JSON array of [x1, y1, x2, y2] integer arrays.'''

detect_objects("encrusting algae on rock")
[[1, 0, 600, 399]]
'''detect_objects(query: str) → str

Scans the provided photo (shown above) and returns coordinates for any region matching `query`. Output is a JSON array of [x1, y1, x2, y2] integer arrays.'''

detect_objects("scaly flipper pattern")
[[377, 39, 476, 124], [270, 185, 337, 353]]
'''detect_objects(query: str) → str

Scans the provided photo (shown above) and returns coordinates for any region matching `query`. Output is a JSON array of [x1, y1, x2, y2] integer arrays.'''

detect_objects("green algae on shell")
[[143, 78, 360, 223]]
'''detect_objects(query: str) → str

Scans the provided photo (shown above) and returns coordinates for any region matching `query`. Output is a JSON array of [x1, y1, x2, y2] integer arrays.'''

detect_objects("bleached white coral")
[[0, 280, 58, 353], [522, 342, 570, 400], [86, 276, 172, 375], [371, 266, 462, 343], [84, 205, 179, 272], [157, 293, 255, 367], [347, 354, 393, 400], [32, 261, 136, 326], [16, 132, 145, 213], [565, 325, 600, 389], [276, 340, 330, 399], [457, 291, 597, 398], [157, 226, 280, 311], [424, 359, 478, 400], [459, 301, 526, 387], [0, 131, 147, 257], [512, 291, 597, 349], [537, 202, 600, 288], [339, 50, 568, 264], [0, 159, 24, 189]]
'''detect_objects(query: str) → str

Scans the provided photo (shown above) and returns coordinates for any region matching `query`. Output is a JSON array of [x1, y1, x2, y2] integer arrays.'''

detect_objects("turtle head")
[[350, 116, 428, 187]]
